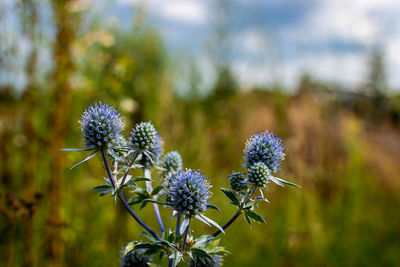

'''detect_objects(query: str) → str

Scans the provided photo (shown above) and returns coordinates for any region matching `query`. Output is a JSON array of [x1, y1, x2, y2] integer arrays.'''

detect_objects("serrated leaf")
[[92, 184, 113, 192], [170, 251, 182, 267], [133, 177, 151, 182], [272, 176, 301, 187], [131, 163, 144, 169], [220, 188, 240, 206], [191, 248, 214, 261], [127, 195, 147, 205], [193, 235, 214, 248], [124, 180, 137, 188], [198, 214, 225, 234], [142, 198, 165, 205], [107, 149, 126, 163], [134, 243, 164, 251], [206, 204, 221, 212], [103, 177, 112, 185], [180, 217, 190, 234], [151, 185, 164, 196], [255, 196, 270, 203], [70, 151, 97, 169], [244, 214, 251, 226], [134, 188, 150, 198], [245, 210, 266, 223], [61, 148, 94, 151], [92, 185, 113, 197]]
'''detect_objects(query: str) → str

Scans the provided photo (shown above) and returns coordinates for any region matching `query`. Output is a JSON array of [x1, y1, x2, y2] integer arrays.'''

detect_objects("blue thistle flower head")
[[162, 151, 183, 176], [165, 169, 211, 215], [79, 102, 124, 150], [244, 131, 285, 173], [229, 172, 248, 191], [248, 162, 270, 188], [120, 249, 151, 267], [130, 122, 157, 151], [138, 133, 163, 168]]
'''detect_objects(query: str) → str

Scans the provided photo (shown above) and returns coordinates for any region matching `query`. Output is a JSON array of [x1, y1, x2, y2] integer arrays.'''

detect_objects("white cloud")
[[159, 0, 207, 24]]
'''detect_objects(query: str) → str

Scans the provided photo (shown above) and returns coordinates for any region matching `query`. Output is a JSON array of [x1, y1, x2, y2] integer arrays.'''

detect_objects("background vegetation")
[[1, 1, 400, 266]]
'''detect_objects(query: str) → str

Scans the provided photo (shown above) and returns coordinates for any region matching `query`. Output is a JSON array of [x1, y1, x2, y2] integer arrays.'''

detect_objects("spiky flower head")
[[162, 151, 183, 176], [79, 102, 124, 150], [244, 131, 285, 173], [190, 254, 223, 267], [165, 169, 211, 215], [110, 134, 129, 158], [130, 122, 157, 151], [138, 134, 163, 168], [229, 172, 248, 191], [120, 249, 151, 267], [248, 162, 270, 188]]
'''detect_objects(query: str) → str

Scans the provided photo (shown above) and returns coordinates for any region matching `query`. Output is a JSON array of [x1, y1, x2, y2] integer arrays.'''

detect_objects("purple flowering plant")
[[63, 102, 299, 267]]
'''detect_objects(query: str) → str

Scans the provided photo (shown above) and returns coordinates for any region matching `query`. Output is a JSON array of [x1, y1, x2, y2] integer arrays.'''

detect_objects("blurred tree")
[[44, 1, 79, 266], [366, 48, 388, 99], [19, 0, 41, 266]]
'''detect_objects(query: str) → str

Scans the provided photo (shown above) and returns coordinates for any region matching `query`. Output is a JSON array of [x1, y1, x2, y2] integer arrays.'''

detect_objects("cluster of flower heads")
[[244, 131, 285, 173], [228, 131, 286, 190], [121, 249, 151, 267], [79, 102, 124, 150], [165, 169, 211, 215]]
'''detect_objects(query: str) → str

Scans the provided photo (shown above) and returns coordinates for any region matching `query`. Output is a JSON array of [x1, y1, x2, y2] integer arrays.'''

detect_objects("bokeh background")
[[1, 0, 400, 266]]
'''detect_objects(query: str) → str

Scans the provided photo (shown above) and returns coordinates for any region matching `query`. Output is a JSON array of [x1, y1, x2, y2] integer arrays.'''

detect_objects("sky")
[[1, 0, 400, 92], [115, 0, 400, 91]]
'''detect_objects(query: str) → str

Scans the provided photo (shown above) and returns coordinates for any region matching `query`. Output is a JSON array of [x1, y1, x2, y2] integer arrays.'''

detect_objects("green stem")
[[212, 187, 256, 237], [144, 168, 165, 233], [101, 149, 160, 240], [181, 216, 191, 251], [169, 212, 182, 267], [120, 150, 139, 186]]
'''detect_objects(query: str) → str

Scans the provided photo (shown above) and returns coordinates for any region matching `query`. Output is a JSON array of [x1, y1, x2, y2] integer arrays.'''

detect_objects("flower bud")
[[229, 172, 248, 191], [248, 162, 270, 188], [162, 151, 183, 176], [130, 122, 157, 151]]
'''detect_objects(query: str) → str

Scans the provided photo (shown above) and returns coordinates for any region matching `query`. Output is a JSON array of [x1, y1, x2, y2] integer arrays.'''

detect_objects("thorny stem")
[[101, 149, 160, 240], [175, 212, 182, 237], [144, 168, 165, 234], [212, 187, 257, 237], [169, 212, 182, 267], [120, 150, 139, 186]]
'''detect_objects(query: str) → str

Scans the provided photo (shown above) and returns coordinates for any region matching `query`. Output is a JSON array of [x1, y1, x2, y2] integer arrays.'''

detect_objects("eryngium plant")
[[63, 102, 299, 266], [165, 169, 211, 215]]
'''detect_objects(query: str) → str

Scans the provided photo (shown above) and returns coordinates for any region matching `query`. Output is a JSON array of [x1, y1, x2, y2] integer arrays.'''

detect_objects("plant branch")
[[212, 187, 257, 237], [101, 149, 160, 240], [144, 168, 165, 234], [169, 212, 182, 267], [120, 150, 139, 186]]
